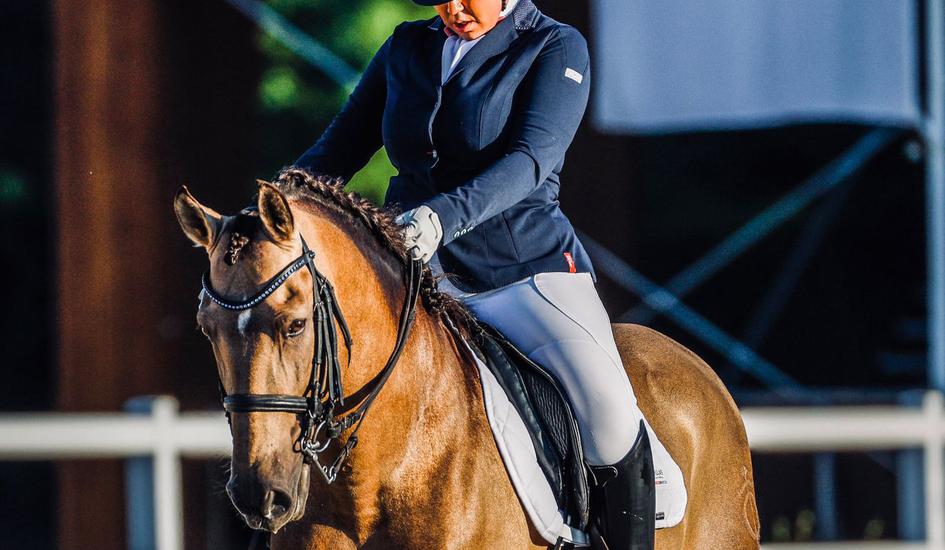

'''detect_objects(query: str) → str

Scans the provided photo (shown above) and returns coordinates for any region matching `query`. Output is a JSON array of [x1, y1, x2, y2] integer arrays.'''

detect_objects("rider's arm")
[[294, 35, 391, 183], [423, 26, 590, 245]]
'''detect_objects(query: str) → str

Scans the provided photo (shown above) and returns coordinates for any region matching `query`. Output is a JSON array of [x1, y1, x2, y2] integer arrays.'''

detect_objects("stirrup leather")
[[588, 420, 655, 550]]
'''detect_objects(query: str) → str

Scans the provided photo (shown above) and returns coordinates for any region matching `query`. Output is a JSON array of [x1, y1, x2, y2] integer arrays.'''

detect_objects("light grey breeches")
[[433, 261, 643, 466]]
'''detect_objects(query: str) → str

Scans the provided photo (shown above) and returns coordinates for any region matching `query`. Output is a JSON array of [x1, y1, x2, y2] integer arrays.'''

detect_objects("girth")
[[202, 232, 424, 484]]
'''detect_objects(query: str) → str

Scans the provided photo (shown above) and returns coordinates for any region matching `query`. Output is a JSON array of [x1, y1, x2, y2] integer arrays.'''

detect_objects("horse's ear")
[[174, 186, 222, 250], [257, 181, 295, 243]]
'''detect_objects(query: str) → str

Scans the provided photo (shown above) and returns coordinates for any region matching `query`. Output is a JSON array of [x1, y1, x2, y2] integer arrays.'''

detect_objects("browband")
[[201, 247, 317, 311]]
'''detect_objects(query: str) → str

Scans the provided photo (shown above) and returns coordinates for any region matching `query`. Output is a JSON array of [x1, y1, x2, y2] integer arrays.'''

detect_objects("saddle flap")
[[473, 322, 590, 529], [472, 331, 564, 493]]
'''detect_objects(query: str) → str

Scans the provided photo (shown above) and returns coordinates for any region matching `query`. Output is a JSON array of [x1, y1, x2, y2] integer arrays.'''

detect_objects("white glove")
[[395, 205, 443, 264]]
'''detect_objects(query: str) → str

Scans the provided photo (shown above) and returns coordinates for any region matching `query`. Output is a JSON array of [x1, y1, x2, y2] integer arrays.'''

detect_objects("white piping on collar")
[[499, 0, 520, 19]]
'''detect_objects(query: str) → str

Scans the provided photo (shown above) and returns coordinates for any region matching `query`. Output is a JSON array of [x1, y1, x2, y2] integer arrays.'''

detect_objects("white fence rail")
[[0, 393, 943, 550]]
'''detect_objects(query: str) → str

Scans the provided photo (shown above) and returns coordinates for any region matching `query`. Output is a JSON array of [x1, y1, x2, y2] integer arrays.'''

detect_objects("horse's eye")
[[287, 319, 306, 338]]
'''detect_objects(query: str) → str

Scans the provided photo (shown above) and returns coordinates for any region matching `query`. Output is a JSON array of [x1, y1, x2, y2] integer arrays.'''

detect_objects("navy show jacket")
[[295, 0, 597, 292]]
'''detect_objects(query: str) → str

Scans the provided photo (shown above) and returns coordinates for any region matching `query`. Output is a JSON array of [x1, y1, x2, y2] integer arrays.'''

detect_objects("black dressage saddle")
[[468, 322, 591, 531]]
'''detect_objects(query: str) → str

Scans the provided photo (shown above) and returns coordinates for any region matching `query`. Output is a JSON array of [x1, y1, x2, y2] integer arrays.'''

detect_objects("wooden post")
[[53, 1, 165, 548], [52, 0, 257, 547]]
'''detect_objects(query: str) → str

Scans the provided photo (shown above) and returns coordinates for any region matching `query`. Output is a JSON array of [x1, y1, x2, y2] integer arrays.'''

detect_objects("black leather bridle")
[[201, 234, 423, 484]]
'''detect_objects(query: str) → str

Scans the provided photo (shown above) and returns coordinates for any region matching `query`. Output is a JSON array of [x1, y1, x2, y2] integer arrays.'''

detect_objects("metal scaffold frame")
[[580, 0, 944, 541], [926, 0, 945, 398]]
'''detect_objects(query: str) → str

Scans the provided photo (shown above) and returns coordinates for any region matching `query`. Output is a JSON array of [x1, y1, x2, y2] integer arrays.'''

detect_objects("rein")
[[202, 234, 424, 485]]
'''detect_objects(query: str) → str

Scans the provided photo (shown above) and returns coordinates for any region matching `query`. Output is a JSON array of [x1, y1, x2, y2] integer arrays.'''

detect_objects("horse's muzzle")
[[226, 471, 300, 532]]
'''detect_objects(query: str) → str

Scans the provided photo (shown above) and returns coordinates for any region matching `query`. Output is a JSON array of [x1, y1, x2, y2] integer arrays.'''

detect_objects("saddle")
[[469, 322, 591, 530]]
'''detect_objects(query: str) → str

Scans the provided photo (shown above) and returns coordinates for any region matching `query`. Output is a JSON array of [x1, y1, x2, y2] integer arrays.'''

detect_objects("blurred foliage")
[[863, 517, 885, 539], [771, 515, 791, 542], [256, 0, 434, 204], [0, 168, 27, 206], [793, 508, 814, 541]]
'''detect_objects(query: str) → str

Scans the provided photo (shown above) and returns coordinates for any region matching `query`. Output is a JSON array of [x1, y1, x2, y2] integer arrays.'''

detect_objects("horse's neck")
[[312, 306, 488, 543], [357, 309, 481, 463], [299, 210, 491, 540]]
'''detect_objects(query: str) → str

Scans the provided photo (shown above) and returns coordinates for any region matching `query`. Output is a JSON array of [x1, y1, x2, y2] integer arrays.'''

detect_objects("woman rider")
[[295, 0, 655, 547]]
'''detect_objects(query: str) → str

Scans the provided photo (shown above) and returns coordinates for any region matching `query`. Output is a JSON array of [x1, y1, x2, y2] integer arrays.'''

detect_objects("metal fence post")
[[923, 391, 945, 549], [125, 396, 184, 550], [897, 391, 927, 541]]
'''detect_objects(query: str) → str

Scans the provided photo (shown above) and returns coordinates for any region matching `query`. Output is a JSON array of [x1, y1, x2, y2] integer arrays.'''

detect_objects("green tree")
[[257, 0, 434, 204]]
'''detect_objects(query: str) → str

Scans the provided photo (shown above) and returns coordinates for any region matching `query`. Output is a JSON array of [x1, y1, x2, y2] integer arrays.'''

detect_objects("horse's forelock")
[[214, 212, 264, 266]]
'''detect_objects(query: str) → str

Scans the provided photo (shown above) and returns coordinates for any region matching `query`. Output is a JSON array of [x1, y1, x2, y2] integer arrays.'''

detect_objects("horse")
[[174, 167, 760, 549]]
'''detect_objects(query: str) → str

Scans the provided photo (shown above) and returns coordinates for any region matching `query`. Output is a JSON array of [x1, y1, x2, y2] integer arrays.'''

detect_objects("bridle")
[[201, 233, 423, 485]]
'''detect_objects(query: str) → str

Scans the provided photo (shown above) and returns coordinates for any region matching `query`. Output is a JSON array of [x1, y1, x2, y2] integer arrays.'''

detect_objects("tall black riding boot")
[[588, 420, 655, 550]]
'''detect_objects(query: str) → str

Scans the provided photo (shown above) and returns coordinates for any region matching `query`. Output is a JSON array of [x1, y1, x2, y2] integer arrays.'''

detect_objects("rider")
[[295, 0, 655, 547]]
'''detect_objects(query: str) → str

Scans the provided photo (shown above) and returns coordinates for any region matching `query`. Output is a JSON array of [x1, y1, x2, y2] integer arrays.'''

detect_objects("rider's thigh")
[[460, 271, 641, 465], [527, 338, 641, 465]]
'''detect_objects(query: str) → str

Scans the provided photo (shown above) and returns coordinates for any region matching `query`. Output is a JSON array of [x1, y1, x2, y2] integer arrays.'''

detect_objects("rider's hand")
[[395, 205, 443, 264]]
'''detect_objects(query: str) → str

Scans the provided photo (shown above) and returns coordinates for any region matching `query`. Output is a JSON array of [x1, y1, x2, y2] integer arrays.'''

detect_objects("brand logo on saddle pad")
[[655, 468, 667, 486]]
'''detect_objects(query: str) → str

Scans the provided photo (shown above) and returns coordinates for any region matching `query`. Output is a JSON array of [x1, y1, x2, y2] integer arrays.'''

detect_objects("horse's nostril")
[[261, 490, 276, 520], [260, 488, 293, 521], [228, 475, 295, 526]]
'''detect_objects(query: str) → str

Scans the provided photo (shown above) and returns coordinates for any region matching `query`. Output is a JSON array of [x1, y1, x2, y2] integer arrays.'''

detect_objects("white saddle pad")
[[450, 326, 688, 545]]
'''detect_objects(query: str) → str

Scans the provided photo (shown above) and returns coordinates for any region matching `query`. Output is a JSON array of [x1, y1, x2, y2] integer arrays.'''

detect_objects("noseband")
[[201, 234, 423, 484]]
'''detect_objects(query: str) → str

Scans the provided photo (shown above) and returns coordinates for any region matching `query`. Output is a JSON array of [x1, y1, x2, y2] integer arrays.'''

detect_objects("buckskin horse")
[[174, 168, 760, 549]]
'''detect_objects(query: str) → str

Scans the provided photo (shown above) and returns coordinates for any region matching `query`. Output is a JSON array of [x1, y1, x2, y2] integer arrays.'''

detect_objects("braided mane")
[[271, 167, 481, 341]]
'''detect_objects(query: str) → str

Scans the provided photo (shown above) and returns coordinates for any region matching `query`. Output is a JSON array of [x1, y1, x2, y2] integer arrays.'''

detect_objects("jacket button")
[[427, 149, 438, 159]]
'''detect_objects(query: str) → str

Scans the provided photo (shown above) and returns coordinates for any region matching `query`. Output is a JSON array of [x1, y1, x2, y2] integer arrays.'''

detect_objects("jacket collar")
[[425, 0, 539, 86]]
